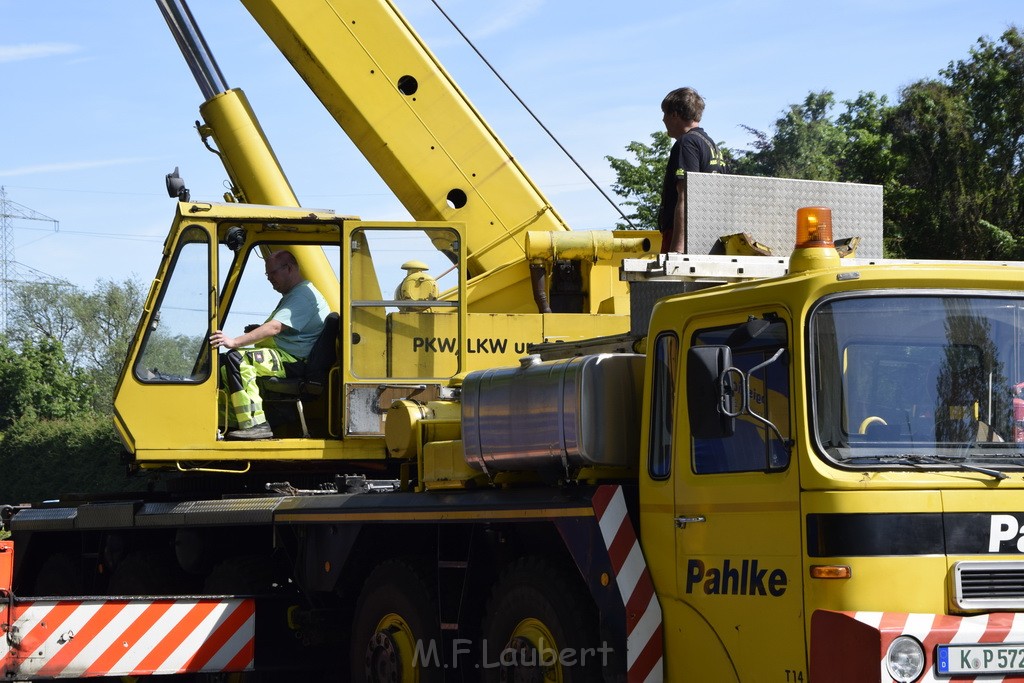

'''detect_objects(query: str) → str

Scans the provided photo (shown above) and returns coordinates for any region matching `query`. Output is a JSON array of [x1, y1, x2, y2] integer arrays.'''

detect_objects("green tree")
[[733, 91, 847, 180], [8, 277, 145, 412], [8, 282, 80, 361], [887, 27, 1024, 259], [0, 335, 94, 430], [75, 278, 145, 408], [835, 92, 895, 185], [0, 414, 142, 503], [605, 131, 673, 230], [953, 27, 1024, 235], [0, 329, 142, 504]]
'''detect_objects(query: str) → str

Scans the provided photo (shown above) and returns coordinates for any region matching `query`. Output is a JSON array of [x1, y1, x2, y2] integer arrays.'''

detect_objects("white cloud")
[[471, 0, 544, 39], [0, 158, 153, 177], [0, 42, 79, 63]]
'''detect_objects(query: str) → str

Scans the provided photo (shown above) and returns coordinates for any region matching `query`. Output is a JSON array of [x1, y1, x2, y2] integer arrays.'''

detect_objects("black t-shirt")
[[658, 127, 725, 232]]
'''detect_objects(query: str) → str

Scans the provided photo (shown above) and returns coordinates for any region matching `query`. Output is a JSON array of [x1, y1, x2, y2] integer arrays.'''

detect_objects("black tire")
[[481, 557, 603, 682], [106, 550, 191, 596], [349, 560, 443, 683], [32, 552, 84, 596], [203, 554, 276, 595]]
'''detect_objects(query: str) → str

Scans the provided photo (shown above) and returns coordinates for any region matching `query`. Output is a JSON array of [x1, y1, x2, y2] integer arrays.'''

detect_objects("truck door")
[[114, 221, 219, 451], [673, 312, 806, 682]]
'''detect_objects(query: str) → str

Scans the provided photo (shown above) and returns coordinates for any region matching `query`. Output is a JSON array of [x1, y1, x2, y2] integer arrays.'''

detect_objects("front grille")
[[954, 560, 1024, 609]]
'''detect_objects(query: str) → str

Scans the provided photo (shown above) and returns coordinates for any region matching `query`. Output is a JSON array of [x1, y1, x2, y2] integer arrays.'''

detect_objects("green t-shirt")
[[269, 280, 330, 359]]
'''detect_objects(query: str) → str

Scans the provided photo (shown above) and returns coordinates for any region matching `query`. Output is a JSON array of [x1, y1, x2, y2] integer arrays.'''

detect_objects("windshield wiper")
[[872, 453, 1008, 480]]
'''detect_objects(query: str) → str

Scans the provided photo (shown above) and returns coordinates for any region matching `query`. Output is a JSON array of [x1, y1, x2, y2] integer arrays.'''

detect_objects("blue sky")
[[1, 0, 1020, 291]]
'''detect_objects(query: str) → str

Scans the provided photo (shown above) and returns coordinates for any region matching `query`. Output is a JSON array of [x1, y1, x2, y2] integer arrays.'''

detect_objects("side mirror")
[[687, 345, 736, 439], [726, 316, 771, 347], [165, 166, 190, 202]]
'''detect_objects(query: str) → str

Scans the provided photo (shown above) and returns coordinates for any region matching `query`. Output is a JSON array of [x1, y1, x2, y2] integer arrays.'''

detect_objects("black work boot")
[[226, 422, 274, 440]]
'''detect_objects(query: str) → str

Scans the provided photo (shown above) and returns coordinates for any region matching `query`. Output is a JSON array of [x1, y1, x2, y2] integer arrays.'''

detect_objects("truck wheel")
[[203, 554, 275, 594], [32, 552, 84, 596], [349, 560, 442, 683], [107, 550, 190, 595], [481, 557, 601, 683]]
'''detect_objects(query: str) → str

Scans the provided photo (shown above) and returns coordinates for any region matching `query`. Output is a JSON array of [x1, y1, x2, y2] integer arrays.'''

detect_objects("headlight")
[[885, 635, 925, 682]]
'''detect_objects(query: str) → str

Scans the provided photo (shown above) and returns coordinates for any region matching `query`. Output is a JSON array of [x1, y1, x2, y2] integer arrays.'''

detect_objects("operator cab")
[[113, 203, 467, 469]]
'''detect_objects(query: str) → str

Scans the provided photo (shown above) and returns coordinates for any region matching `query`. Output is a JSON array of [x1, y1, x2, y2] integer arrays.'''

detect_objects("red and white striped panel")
[[857, 610, 1024, 683], [592, 485, 664, 683], [1, 597, 254, 679]]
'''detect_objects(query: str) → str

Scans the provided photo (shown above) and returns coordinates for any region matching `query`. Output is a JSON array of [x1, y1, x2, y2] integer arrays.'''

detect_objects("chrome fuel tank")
[[461, 353, 644, 472]]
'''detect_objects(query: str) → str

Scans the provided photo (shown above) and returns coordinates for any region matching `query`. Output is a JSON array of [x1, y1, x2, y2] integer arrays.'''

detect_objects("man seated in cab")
[[209, 250, 329, 440]]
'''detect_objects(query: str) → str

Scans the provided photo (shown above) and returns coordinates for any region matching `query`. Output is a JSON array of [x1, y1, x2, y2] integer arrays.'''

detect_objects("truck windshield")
[[811, 294, 1024, 469]]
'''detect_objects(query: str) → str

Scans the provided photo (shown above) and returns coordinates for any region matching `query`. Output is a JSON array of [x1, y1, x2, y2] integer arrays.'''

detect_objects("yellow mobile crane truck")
[[7, 1, 1024, 682], [8, 205, 1024, 682]]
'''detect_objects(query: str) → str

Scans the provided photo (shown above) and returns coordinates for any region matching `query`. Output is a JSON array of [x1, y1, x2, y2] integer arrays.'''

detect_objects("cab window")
[[648, 332, 679, 479], [133, 225, 211, 383], [692, 318, 791, 474]]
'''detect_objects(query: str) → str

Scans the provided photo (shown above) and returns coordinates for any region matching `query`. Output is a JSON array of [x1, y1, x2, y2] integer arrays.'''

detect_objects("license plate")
[[937, 643, 1024, 675]]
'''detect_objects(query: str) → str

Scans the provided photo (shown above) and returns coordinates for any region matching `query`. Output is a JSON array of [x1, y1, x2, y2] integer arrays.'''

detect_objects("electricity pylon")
[[0, 186, 63, 333]]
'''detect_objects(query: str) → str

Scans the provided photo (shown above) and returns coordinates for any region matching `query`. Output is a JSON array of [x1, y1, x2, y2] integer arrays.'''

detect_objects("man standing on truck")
[[209, 250, 330, 440], [658, 87, 726, 253]]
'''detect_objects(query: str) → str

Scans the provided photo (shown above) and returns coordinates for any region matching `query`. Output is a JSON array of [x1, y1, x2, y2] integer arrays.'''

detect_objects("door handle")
[[674, 515, 706, 528]]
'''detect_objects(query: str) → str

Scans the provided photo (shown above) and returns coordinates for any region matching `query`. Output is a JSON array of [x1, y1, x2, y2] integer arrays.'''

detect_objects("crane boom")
[[239, 0, 573, 282], [156, 0, 344, 313]]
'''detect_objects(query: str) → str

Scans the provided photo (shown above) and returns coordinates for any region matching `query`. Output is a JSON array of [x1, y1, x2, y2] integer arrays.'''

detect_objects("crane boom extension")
[[240, 0, 573, 282], [157, 0, 343, 312]]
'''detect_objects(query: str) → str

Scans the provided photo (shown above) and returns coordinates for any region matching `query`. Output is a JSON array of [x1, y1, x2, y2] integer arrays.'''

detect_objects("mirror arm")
[[735, 348, 793, 454]]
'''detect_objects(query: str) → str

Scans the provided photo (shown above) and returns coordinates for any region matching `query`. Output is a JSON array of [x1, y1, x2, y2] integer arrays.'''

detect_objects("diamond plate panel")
[[686, 173, 883, 257], [76, 501, 140, 529], [630, 282, 700, 335], [136, 497, 283, 527], [10, 507, 78, 531]]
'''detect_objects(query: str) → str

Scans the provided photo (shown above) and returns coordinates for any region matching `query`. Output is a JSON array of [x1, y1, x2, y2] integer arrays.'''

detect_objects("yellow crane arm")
[[157, 0, 342, 311], [240, 0, 571, 279]]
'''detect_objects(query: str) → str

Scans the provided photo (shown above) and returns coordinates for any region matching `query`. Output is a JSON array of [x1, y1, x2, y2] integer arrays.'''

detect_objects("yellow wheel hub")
[[502, 617, 563, 682], [366, 612, 420, 683]]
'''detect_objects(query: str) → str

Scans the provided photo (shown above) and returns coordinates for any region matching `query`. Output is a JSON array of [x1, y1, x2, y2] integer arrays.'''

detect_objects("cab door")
[[114, 221, 219, 453], [672, 312, 807, 682]]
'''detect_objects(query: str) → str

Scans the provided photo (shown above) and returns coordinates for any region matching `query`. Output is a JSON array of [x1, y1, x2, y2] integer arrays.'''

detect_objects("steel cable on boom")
[[428, 0, 637, 229]]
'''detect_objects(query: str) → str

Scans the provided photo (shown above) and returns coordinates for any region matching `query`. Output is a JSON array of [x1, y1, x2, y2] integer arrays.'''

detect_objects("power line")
[[13, 223, 164, 242], [426, 0, 636, 229]]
